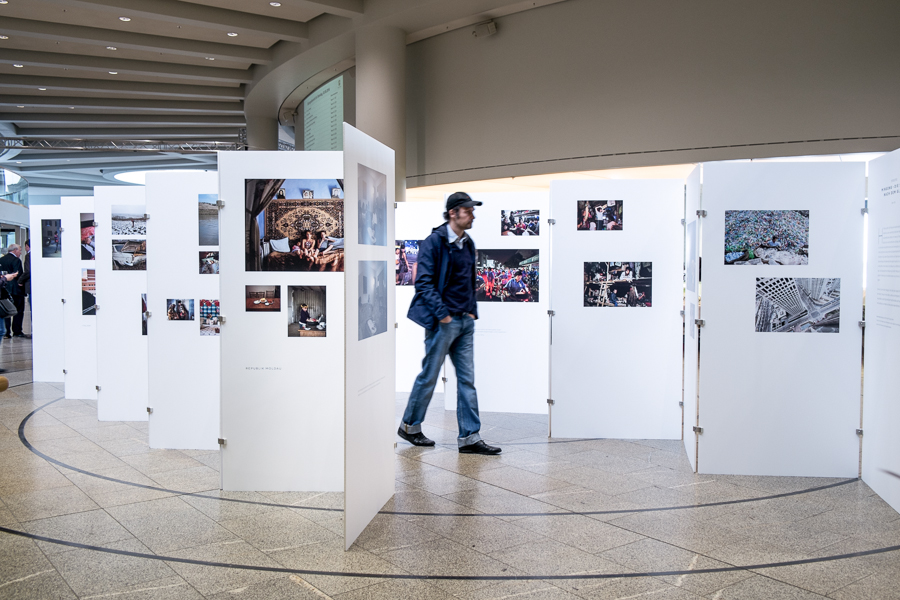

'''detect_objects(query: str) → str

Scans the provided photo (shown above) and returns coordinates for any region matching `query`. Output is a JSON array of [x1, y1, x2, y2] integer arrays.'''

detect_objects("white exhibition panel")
[[683, 167, 701, 471], [29, 205, 65, 383], [549, 179, 684, 439], [218, 150, 345, 491], [61, 196, 97, 401], [93, 186, 149, 421], [862, 149, 900, 512], [342, 123, 396, 550], [462, 191, 549, 414], [145, 172, 220, 450], [698, 163, 864, 477], [395, 201, 443, 394]]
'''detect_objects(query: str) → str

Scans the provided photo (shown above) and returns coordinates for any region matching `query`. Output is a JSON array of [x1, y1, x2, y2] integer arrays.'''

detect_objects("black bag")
[[0, 297, 16, 319]]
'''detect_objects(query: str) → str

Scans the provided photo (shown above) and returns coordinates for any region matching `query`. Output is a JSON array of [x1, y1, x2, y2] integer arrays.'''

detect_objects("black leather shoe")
[[2, 334, 10, 339], [459, 440, 501, 455], [13, 333, 30, 339], [397, 427, 435, 447]]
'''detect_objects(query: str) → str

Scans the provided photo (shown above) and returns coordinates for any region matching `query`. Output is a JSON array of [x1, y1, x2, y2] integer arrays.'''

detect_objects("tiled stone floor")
[[0, 384, 898, 599]]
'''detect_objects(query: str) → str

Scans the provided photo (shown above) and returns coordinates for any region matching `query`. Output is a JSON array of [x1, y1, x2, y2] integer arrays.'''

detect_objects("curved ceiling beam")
[[0, 96, 244, 114], [36, 0, 309, 42], [12, 127, 242, 138], [0, 75, 244, 100], [6, 114, 245, 126], [0, 17, 273, 64]]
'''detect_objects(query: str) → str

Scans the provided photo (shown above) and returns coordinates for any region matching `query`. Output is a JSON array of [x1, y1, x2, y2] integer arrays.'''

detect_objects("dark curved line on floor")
[[19, 398, 858, 519], [1, 525, 898, 582]]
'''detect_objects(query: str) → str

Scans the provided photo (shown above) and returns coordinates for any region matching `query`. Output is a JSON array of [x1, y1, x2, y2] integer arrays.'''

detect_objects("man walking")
[[399, 192, 501, 455], [0, 244, 25, 338]]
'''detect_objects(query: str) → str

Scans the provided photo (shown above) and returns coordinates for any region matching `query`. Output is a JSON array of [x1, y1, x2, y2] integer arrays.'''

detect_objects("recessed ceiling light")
[[16, 105, 24, 108], [0, 1, 8, 5], [108, 71, 118, 74], [38, 87, 46, 90], [12, 64, 23, 68], [205, 57, 215, 60], [0, 35, 8, 40], [227, 32, 238, 37], [119, 16, 131, 21], [69, 106, 74, 109], [106, 46, 117, 50], [270, 2, 281, 6]]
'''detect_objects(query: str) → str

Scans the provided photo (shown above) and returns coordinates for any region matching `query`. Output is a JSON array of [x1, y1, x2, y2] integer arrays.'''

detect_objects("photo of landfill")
[[725, 210, 809, 265]]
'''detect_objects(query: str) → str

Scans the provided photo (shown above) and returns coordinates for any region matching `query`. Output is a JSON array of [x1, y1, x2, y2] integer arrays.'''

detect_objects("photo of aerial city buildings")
[[755, 277, 840, 333]]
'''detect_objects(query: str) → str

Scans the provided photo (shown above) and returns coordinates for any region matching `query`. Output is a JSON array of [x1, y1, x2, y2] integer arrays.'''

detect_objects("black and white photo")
[[755, 277, 840, 332], [358, 164, 387, 246], [358, 261, 387, 340]]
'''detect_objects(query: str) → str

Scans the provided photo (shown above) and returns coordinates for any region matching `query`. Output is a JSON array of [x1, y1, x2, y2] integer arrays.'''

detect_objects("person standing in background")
[[0, 244, 25, 339], [20, 240, 31, 316]]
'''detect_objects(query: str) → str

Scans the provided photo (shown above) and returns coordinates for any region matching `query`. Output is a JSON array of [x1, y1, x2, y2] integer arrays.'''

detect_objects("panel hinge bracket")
[[219, 316, 226, 324], [216, 200, 225, 209], [217, 438, 226, 446], [547, 218, 556, 225], [146, 407, 153, 414], [441, 376, 448, 383], [861, 207, 868, 215], [394, 202, 398, 209], [394, 322, 398, 329], [92, 221, 99, 227], [856, 428, 863, 436], [146, 311, 151, 318], [95, 385, 101, 391], [679, 401, 684, 407], [696, 210, 707, 218], [547, 398, 555, 406], [547, 310, 555, 317], [59, 227, 65, 233], [681, 218, 685, 226], [62, 369, 67, 374], [859, 320, 865, 328], [680, 309, 685, 317], [693, 426, 703, 434], [695, 319, 705, 327], [61, 298, 66, 304]]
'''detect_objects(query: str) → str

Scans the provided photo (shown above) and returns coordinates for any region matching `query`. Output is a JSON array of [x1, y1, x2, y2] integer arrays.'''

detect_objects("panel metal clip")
[[59, 227, 65, 233], [859, 320, 865, 329], [146, 407, 153, 414], [92, 221, 99, 227], [547, 310, 555, 317], [217, 438, 226, 446], [680, 310, 685, 317], [63, 369, 67, 374], [95, 385, 101, 391], [696, 210, 707, 218], [679, 401, 684, 407], [219, 316, 226, 324], [441, 377, 448, 383], [547, 398, 555, 406], [547, 218, 556, 225], [147, 311, 152, 318], [216, 200, 225, 209], [695, 319, 705, 327], [61, 298, 66, 304], [861, 207, 868, 215], [681, 218, 685, 226], [856, 429, 863, 436], [693, 426, 703, 434], [394, 322, 398, 329]]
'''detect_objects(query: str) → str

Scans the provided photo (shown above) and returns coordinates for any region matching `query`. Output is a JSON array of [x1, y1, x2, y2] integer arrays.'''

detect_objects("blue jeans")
[[401, 315, 482, 447]]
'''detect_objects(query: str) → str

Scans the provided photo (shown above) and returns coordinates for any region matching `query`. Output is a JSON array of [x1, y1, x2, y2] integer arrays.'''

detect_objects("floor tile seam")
[[25, 523, 81, 599], [745, 564, 870, 598]]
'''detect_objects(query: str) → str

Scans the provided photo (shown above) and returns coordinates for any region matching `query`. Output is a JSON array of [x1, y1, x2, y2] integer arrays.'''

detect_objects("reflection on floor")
[[0, 386, 897, 599]]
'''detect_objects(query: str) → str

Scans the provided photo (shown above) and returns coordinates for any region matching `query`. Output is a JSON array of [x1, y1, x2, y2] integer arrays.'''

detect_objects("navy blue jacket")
[[407, 223, 479, 330]]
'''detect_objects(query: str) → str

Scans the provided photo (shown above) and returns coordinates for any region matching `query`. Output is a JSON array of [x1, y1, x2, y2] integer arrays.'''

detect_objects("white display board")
[[29, 205, 65, 383], [61, 196, 98, 401], [683, 167, 701, 471], [342, 123, 396, 549], [549, 180, 684, 439], [93, 187, 149, 421], [395, 201, 443, 394], [218, 151, 345, 491], [698, 163, 864, 476], [145, 171, 220, 450], [862, 149, 900, 512]]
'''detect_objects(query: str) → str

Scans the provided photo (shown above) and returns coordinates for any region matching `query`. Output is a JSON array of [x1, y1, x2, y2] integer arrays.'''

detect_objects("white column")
[[245, 115, 279, 151], [355, 26, 406, 202]]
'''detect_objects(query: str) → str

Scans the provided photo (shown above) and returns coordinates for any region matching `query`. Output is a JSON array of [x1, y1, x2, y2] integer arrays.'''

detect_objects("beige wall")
[[406, 0, 900, 186]]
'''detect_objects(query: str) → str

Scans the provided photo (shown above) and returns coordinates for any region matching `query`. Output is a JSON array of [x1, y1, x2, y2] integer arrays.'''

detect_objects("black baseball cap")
[[446, 192, 482, 212]]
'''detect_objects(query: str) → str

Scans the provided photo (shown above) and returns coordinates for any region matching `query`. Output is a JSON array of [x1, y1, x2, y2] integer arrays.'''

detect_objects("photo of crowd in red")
[[476, 249, 539, 302], [584, 262, 652, 307]]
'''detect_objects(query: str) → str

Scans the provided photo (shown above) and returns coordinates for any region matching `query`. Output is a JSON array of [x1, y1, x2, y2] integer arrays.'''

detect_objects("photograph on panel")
[[395, 240, 419, 286], [112, 239, 146, 270], [577, 200, 623, 231], [246, 285, 281, 311], [199, 251, 219, 274], [475, 249, 539, 302], [245, 178, 345, 272], [358, 260, 388, 341], [111, 205, 148, 236], [198, 193, 219, 246], [141, 294, 148, 335], [166, 299, 195, 321], [41, 219, 62, 258], [584, 262, 652, 307], [287, 286, 326, 337], [199, 299, 220, 336], [358, 164, 387, 246], [501, 210, 540, 236], [81, 269, 96, 316], [725, 210, 809, 265], [686, 220, 697, 293], [755, 277, 839, 333], [80, 214, 95, 260]]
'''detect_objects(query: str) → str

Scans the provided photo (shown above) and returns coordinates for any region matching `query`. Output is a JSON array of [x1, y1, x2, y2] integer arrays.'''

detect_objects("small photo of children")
[[167, 299, 195, 320], [288, 286, 326, 337]]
